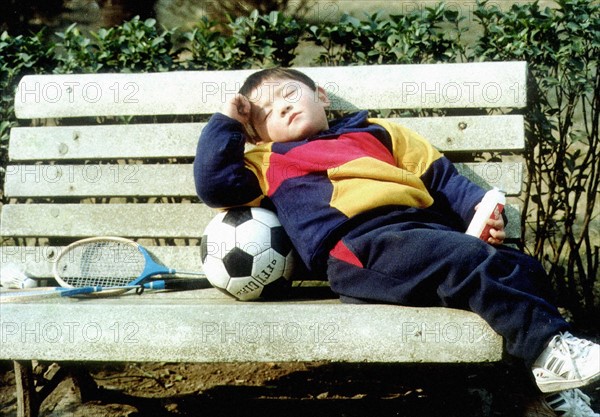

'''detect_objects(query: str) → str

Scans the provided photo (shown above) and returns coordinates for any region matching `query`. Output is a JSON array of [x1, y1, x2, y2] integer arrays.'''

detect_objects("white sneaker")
[[545, 389, 599, 417], [532, 332, 600, 393]]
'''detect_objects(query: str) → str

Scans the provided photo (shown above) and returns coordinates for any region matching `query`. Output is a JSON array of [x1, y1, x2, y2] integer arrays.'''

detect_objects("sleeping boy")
[[194, 68, 599, 415]]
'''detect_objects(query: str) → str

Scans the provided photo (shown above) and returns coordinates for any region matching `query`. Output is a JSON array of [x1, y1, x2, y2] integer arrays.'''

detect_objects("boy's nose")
[[280, 103, 292, 117]]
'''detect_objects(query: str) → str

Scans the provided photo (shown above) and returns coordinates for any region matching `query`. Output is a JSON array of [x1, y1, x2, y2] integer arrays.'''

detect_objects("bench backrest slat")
[[15, 62, 527, 119], [8, 115, 524, 162], [0, 202, 522, 242], [1, 204, 214, 238], [5, 162, 523, 198], [9, 123, 201, 161], [1, 245, 203, 277]]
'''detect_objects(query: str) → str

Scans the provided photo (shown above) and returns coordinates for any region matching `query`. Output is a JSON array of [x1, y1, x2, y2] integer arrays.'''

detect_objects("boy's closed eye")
[[284, 86, 298, 99]]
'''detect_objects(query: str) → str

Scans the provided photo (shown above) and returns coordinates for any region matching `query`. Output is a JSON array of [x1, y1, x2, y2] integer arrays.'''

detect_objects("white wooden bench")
[[0, 62, 527, 417]]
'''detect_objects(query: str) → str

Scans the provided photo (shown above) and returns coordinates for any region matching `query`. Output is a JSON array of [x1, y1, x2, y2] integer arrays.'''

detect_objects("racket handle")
[[59, 286, 101, 296], [56, 285, 136, 296], [171, 270, 207, 277], [60, 286, 129, 296], [143, 279, 211, 291], [143, 280, 167, 290]]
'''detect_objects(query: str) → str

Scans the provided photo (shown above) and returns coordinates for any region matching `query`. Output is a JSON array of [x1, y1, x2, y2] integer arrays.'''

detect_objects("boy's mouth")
[[288, 112, 301, 124]]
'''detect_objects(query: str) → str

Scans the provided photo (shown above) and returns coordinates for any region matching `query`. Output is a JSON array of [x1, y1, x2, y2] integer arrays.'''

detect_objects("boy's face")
[[247, 78, 330, 143]]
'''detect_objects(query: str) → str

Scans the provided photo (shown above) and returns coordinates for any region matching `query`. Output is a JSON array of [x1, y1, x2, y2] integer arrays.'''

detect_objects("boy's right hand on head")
[[223, 94, 251, 126]]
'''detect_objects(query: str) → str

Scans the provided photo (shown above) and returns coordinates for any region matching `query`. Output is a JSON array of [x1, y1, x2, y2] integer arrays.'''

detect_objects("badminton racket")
[[52, 236, 207, 295]]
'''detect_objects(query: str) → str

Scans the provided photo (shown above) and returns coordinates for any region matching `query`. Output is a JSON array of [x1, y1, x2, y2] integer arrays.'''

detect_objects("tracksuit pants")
[[325, 209, 570, 367]]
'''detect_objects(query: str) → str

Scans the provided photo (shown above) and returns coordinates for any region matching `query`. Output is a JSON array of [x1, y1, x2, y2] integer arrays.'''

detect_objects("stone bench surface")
[[0, 288, 503, 363]]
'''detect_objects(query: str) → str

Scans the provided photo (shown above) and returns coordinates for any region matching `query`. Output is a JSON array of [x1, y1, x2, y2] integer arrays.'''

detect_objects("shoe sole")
[[537, 372, 600, 393]]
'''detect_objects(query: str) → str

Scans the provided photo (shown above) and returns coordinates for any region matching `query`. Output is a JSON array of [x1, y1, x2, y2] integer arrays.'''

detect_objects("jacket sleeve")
[[420, 157, 486, 229], [371, 118, 486, 229], [193, 113, 264, 208]]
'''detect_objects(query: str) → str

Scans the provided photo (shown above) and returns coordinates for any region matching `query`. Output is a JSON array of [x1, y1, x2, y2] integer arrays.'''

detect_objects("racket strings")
[[56, 241, 146, 287]]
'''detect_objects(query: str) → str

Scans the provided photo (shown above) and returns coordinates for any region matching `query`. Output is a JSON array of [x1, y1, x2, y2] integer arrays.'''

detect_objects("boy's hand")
[[486, 217, 506, 246], [223, 94, 252, 125], [474, 203, 506, 246]]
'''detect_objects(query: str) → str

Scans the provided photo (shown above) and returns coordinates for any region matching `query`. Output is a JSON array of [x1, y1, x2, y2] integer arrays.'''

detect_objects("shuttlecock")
[[0, 264, 38, 289]]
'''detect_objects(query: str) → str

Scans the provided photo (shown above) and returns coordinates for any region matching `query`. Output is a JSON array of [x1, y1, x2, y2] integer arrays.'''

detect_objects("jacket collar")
[[313, 110, 369, 139]]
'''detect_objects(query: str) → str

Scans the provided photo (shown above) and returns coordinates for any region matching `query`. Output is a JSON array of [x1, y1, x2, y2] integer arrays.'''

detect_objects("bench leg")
[[13, 361, 99, 417], [13, 361, 38, 417], [70, 366, 101, 403]]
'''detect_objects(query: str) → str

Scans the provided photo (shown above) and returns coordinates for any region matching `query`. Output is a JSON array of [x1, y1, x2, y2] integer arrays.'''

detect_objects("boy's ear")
[[316, 86, 331, 107]]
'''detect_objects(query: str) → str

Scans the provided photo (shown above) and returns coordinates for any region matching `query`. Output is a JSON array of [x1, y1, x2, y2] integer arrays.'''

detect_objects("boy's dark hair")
[[239, 68, 317, 97]]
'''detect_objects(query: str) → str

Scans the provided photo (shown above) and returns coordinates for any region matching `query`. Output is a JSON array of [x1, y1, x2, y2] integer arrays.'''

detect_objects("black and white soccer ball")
[[201, 207, 296, 301]]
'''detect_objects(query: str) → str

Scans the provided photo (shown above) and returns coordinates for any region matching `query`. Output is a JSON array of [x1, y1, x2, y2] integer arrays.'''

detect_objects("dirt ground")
[[1, 358, 599, 417]]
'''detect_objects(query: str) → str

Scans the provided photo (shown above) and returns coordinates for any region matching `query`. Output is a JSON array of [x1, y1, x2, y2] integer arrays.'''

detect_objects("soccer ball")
[[200, 207, 296, 301]]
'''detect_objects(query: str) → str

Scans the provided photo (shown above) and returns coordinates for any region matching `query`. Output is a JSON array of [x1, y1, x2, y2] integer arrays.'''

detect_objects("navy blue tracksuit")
[[195, 111, 570, 367], [327, 208, 570, 366]]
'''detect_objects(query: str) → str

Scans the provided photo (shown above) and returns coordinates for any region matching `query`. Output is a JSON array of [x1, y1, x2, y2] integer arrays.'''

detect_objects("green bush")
[[473, 0, 599, 325], [0, 30, 57, 194], [308, 4, 465, 66], [228, 10, 307, 68], [183, 11, 306, 70], [54, 24, 98, 73], [181, 17, 241, 70], [53, 17, 178, 74], [92, 16, 178, 72]]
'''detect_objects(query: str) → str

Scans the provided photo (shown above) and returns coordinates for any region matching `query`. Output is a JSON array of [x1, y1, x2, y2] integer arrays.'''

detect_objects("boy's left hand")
[[474, 203, 506, 246], [486, 217, 506, 246]]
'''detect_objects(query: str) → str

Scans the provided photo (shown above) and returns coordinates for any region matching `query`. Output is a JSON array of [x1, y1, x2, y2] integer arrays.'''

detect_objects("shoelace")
[[559, 333, 593, 357], [546, 389, 598, 417], [550, 332, 594, 379]]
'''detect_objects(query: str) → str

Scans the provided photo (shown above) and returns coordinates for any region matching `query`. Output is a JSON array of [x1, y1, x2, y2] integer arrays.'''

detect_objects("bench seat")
[[1, 288, 503, 363]]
